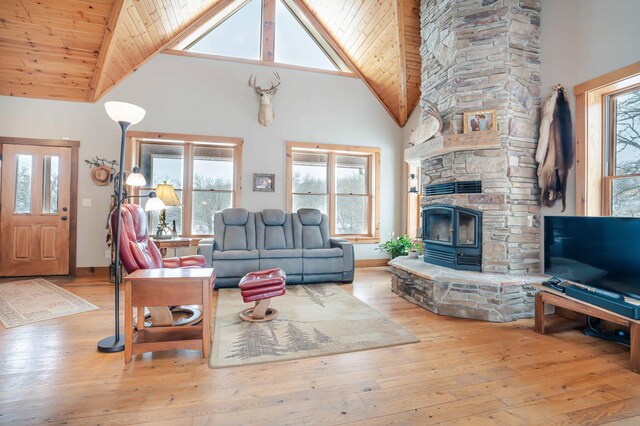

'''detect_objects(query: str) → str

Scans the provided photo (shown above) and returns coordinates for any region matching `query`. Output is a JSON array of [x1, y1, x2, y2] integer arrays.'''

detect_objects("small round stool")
[[238, 268, 286, 322]]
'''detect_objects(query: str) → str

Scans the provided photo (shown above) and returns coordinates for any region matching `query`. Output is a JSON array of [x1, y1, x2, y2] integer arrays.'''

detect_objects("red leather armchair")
[[112, 204, 206, 327], [112, 204, 205, 273]]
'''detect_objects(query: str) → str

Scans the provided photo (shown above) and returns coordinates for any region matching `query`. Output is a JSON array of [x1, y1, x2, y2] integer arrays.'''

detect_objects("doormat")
[[0, 278, 98, 328], [210, 284, 419, 368]]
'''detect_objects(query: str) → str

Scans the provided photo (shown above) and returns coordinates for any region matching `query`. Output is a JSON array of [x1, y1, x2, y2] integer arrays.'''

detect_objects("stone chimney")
[[419, 0, 542, 273]]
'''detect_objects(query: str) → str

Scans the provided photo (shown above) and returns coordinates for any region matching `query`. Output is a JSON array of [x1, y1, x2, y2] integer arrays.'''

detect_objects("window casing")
[[286, 142, 380, 242], [574, 61, 640, 216], [127, 133, 243, 237], [604, 85, 640, 217]]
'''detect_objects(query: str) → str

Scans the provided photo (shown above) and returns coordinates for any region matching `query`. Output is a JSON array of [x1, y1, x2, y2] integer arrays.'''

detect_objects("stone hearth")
[[390, 257, 542, 322]]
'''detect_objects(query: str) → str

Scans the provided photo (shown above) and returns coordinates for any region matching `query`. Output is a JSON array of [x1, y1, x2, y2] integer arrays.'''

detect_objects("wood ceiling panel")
[[92, 0, 228, 99], [0, 0, 421, 126], [299, 0, 420, 126], [0, 0, 111, 101]]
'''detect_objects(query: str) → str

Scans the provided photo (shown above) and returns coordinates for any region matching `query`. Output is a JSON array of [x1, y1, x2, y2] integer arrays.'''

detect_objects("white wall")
[[0, 54, 403, 267], [540, 0, 640, 215]]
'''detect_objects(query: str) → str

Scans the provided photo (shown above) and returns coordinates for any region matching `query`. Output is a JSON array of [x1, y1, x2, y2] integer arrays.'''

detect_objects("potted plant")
[[377, 234, 421, 259], [408, 241, 422, 259]]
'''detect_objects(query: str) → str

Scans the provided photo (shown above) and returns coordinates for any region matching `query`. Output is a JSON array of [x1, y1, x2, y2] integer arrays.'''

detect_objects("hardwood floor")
[[1, 268, 640, 425]]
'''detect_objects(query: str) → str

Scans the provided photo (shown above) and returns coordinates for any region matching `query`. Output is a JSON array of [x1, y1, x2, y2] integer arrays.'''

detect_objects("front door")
[[0, 144, 71, 276]]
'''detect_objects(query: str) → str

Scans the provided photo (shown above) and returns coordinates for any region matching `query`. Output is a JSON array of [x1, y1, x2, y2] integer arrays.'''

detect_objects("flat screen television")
[[544, 216, 640, 300]]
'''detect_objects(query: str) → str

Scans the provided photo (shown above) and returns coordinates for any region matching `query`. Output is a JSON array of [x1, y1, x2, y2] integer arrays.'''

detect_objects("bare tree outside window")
[[15, 155, 32, 213], [610, 89, 640, 217], [290, 150, 372, 235]]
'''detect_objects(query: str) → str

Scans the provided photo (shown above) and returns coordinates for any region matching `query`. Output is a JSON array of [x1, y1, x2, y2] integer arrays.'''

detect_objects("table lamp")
[[154, 181, 181, 239]]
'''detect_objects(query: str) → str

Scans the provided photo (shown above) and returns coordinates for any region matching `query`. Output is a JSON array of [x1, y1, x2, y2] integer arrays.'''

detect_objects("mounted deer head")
[[248, 72, 281, 127]]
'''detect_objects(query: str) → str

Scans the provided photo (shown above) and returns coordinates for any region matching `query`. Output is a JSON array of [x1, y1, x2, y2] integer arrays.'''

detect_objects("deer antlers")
[[248, 72, 281, 95]]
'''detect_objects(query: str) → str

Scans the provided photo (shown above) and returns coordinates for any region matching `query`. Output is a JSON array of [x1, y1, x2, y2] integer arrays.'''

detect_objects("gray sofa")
[[197, 208, 354, 288]]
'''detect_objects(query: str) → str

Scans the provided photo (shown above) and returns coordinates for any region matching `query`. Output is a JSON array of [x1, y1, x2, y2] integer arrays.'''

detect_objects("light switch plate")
[[82, 198, 92, 207], [105, 249, 111, 259]]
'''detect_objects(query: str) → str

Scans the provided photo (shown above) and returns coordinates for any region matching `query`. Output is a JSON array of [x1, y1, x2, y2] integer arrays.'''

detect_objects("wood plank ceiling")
[[0, 0, 420, 126]]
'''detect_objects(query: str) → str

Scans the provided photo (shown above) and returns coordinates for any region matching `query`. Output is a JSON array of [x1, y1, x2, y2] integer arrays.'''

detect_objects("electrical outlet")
[[82, 198, 92, 207], [105, 249, 111, 259]]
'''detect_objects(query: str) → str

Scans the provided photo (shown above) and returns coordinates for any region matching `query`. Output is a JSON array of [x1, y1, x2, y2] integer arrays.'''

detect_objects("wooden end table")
[[151, 237, 192, 257], [534, 285, 640, 373], [124, 268, 214, 364]]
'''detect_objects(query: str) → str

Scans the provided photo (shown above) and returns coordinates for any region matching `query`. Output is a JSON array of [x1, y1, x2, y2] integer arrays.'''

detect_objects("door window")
[[14, 154, 32, 213], [42, 155, 59, 214]]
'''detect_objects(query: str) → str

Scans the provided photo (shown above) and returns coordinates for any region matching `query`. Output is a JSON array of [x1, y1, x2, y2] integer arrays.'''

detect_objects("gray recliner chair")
[[199, 208, 259, 288], [256, 209, 303, 284], [293, 209, 354, 284]]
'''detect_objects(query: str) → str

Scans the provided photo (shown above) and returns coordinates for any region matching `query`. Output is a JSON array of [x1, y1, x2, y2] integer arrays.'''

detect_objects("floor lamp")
[[98, 101, 156, 353]]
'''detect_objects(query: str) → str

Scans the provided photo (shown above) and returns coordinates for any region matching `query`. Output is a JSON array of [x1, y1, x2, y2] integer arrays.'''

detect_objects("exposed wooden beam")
[[89, 0, 127, 101], [261, 0, 276, 62], [393, 0, 408, 125]]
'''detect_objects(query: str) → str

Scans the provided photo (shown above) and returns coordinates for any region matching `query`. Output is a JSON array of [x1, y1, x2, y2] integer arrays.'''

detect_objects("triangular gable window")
[[175, 0, 349, 73], [187, 0, 262, 60], [274, 0, 337, 71]]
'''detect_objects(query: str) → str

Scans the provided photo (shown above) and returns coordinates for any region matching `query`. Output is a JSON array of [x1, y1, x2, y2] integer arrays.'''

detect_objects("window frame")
[[126, 132, 243, 238], [286, 141, 380, 243], [574, 61, 640, 216], [166, 0, 355, 78], [603, 84, 640, 216]]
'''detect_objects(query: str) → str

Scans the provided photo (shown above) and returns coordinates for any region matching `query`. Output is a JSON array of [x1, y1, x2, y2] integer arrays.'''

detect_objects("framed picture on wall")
[[463, 109, 497, 133], [253, 173, 275, 192]]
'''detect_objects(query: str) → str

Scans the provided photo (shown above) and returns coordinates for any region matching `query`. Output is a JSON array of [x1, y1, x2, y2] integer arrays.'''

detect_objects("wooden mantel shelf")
[[404, 132, 502, 166]]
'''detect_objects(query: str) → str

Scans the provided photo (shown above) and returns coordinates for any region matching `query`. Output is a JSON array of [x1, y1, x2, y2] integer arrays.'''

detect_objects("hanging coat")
[[536, 85, 574, 211]]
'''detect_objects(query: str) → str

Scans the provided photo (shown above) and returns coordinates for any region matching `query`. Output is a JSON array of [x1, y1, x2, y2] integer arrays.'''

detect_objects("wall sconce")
[[408, 173, 418, 194]]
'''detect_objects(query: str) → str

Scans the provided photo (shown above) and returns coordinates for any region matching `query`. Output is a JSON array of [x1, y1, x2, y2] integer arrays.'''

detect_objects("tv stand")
[[534, 286, 640, 373]]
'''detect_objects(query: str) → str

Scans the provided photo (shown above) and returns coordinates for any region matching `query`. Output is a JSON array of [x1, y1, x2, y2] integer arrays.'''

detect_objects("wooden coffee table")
[[124, 268, 214, 364]]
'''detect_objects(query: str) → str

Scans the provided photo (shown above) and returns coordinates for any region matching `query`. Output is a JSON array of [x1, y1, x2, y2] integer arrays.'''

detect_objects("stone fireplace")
[[422, 205, 482, 271], [390, 0, 543, 322]]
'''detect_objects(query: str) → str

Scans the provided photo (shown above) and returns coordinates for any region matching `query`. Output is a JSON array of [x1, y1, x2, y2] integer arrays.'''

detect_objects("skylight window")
[[274, 0, 337, 71], [187, 0, 262, 60], [175, 0, 349, 73]]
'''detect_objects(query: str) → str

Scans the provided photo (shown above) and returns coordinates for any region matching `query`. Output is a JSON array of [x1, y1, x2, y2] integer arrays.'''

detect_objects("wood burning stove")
[[421, 205, 482, 271]]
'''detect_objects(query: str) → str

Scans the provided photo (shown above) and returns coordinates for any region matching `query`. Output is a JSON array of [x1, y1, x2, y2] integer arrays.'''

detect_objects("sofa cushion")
[[302, 226, 325, 249], [222, 208, 249, 225], [260, 256, 303, 275], [293, 209, 331, 249], [224, 226, 249, 250], [212, 249, 259, 260], [302, 248, 343, 258], [262, 209, 286, 225], [259, 249, 302, 258], [297, 208, 322, 225], [264, 226, 286, 249], [303, 256, 344, 274], [256, 210, 294, 250], [213, 258, 260, 280]]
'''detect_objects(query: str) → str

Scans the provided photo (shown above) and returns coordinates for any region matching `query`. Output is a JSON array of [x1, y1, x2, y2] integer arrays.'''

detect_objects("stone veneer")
[[419, 0, 542, 274], [390, 257, 542, 322]]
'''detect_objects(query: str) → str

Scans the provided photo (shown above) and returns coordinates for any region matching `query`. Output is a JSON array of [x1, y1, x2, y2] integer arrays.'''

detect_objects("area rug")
[[210, 284, 419, 368], [0, 278, 98, 328]]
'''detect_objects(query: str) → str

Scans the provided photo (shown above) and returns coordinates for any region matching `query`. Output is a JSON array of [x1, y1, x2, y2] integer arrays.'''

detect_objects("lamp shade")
[[155, 181, 181, 206], [144, 191, 166, 212], [104, 101, 146, 125], [125, 166, 146, 187]]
